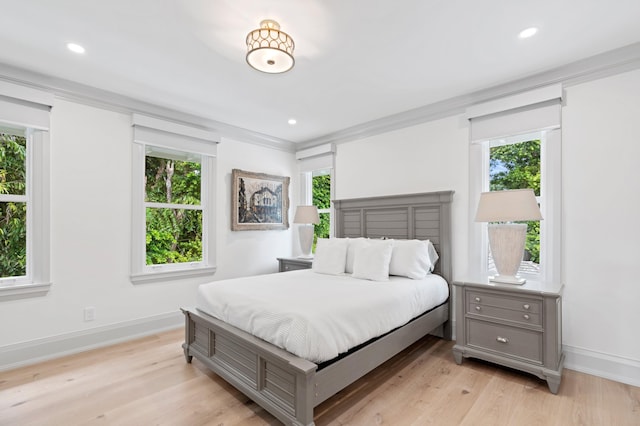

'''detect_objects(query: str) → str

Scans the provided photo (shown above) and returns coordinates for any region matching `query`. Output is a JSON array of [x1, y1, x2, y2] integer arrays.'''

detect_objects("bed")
[[181, 190, 454, 426]]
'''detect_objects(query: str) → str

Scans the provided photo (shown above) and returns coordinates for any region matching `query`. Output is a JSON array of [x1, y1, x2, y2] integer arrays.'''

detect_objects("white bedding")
[[195, 270, 449, 363]]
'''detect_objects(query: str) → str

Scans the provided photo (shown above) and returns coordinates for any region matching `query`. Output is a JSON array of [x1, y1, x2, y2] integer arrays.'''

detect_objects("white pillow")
[[312, 238, 348, 275], [389, 239, 439, 279], [345, 237, 367, 274], [426, 240, 439, 271], [352, 240, 394, 281]]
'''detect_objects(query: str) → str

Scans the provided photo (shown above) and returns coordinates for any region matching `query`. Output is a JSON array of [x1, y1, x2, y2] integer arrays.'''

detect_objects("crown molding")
[[2, 41, 639, 154], [298, 42, 640, 150], [0, 63, 296, 152]]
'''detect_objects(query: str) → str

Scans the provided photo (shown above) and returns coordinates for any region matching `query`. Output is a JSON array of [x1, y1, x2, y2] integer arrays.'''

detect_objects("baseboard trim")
[[563, 344, 640, 388], [0, 311, 183, 372]]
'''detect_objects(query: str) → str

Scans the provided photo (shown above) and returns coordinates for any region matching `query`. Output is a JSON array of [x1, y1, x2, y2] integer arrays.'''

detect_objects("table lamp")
[[293, 205, 320, 258], [475, 189, 542, 284]]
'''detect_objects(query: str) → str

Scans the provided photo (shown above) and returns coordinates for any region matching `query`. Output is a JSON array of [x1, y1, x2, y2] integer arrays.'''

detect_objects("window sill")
[[0, 282, 52, 301], [130, 266, 217, 284]]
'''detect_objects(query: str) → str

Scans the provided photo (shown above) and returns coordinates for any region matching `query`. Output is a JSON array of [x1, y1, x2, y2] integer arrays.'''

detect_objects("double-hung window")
[[297, 144, 335, 250], [131, 115, 218, 283], [468, 85, 562, 283], [0, 82, 52, 299]]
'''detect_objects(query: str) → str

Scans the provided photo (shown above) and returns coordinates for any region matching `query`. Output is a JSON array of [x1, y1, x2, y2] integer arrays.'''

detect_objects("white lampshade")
[[475, 189, 542, 222], [293, 206, 320, 224]]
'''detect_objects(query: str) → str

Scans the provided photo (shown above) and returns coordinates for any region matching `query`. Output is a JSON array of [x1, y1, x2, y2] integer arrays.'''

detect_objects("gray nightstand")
[[452, 278, 564, 394], [277, 257, 313, 272]]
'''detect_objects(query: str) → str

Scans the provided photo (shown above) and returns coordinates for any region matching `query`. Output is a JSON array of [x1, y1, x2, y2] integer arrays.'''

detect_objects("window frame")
[[0, 82, 52, 300], [469, 129, 561, 283], [297, 144, 335, 246], [130, 116, 218, 283]]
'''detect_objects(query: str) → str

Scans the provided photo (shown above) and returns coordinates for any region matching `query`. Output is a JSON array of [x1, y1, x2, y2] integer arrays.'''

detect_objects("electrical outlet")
[[84, 306, 96, 322]]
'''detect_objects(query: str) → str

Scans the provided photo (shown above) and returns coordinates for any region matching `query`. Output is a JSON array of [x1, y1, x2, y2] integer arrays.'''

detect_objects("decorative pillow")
[[345, 237, 367, 274], [389, 239, 439, 279], [312, 238, 348, 275], [352, 240, 394, 281]]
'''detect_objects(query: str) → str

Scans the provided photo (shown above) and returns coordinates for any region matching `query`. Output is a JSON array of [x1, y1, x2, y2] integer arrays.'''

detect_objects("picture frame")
[[231, 169, 290, 231]]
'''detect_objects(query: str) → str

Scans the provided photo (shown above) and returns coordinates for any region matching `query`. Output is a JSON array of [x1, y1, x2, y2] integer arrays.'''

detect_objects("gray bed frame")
[[182, 190, 454, 425]]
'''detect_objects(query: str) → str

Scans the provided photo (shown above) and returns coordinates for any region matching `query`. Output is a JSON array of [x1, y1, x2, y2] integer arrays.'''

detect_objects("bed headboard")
[[333, 191, 454, 283]]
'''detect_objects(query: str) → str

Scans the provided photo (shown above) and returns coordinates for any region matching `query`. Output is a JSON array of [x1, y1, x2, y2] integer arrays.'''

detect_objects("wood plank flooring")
[[1, 328, 639, 425]]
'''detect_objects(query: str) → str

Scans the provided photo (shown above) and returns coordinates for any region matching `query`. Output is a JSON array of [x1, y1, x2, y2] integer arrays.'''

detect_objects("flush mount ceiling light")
[[246, 19, 295, 74]]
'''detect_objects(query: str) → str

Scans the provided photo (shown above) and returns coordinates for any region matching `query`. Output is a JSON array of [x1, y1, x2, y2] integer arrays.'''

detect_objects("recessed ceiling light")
[[518, 27, 538, 39], [288, 118, 297, 125], [66, 42, 86, 54]]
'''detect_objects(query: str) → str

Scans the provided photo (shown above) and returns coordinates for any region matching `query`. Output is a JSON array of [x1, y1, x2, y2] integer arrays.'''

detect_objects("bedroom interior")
[[1, 1, 639, 425]]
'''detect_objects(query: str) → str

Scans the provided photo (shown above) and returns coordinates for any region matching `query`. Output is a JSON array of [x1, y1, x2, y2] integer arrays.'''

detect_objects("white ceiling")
[[1, 0, 639, 144]]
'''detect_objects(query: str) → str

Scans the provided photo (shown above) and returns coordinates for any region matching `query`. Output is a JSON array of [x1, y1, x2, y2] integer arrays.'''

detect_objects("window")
[[145, 147, 203, 266], [0, 82, 52, 299], [0, 132, 28, 279], [131, 114, 218, 283], [297, 144, 335, 252], [312, 170, 331, 246], [486, 135, 542, 277], [467, 85, 562, 283]]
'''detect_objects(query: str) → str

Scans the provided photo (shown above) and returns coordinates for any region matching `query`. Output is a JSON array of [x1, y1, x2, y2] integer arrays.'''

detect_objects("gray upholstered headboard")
[[333, 191, 454, 283]]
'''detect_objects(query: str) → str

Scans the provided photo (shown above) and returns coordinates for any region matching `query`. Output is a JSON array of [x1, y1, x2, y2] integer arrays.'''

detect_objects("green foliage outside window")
[[145, 156, 203, 265], [312, 174, 331, 250], [0, 133, 27, 278], [490, 140, 541, 263]]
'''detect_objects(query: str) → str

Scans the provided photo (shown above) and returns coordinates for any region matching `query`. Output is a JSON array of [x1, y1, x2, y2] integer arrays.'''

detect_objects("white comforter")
[[195, 270, 449, 363]]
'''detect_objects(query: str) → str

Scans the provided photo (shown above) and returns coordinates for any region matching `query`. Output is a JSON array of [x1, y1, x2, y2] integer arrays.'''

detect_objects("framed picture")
[[231, 169, 290, 231]]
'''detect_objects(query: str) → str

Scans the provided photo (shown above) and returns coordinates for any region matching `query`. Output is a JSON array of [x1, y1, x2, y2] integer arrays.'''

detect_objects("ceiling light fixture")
[[288, 118, 297, 125], [518, 27, 538, 39], [246, 19, 295, 74], [66, 42, 86, 54]]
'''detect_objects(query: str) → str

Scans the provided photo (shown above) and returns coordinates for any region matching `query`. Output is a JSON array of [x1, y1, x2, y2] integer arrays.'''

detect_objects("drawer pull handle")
[[496, 336, 509, 344], [523, 304, 530, 310], [523, 314, 530, 320], [475, 306, 481, 311], [475, 297, 481, 302]]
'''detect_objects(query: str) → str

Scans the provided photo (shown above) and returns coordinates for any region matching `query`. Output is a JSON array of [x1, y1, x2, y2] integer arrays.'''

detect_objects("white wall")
[[561, 69, 640, 382], [0, 99, 296, 364], [334, 70, 640, 386], [335, 115, 470, 280], [215, 137, 297, 280]]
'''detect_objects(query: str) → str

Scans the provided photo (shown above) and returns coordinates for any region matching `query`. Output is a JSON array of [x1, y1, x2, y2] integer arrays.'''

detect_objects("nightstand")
[[277, 257, 313, 272], [452, 278, 564, 394]]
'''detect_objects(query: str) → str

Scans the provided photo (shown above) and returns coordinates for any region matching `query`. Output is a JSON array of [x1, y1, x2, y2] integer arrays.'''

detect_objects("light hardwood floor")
[[1, 328, 639, 425]]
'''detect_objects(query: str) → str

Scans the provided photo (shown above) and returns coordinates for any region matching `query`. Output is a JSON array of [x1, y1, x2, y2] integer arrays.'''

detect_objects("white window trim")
[[0, 83, 52, 301], [468, 130, 561, 283], [297, 144, 335, 239], [130, 115, 218, 283]]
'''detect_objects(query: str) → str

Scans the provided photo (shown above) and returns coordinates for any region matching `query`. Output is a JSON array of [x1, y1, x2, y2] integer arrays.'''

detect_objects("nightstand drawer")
[[467, 290, 541, 314], [467, 319, 543, 363], [282, 262, 309, 272], [278, 257, 313, 272], [469, 303, 542, 326]]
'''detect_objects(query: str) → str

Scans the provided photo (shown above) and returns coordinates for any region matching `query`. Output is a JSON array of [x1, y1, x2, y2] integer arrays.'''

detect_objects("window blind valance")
[[0, 81, 53, 131], [132, 113, 219, 157], [296, 143, 335, 173], [467, 84, 562, 143]]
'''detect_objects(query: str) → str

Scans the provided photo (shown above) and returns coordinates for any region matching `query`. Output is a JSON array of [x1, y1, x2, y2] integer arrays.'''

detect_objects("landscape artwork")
[[231, 169, 290, 231]]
